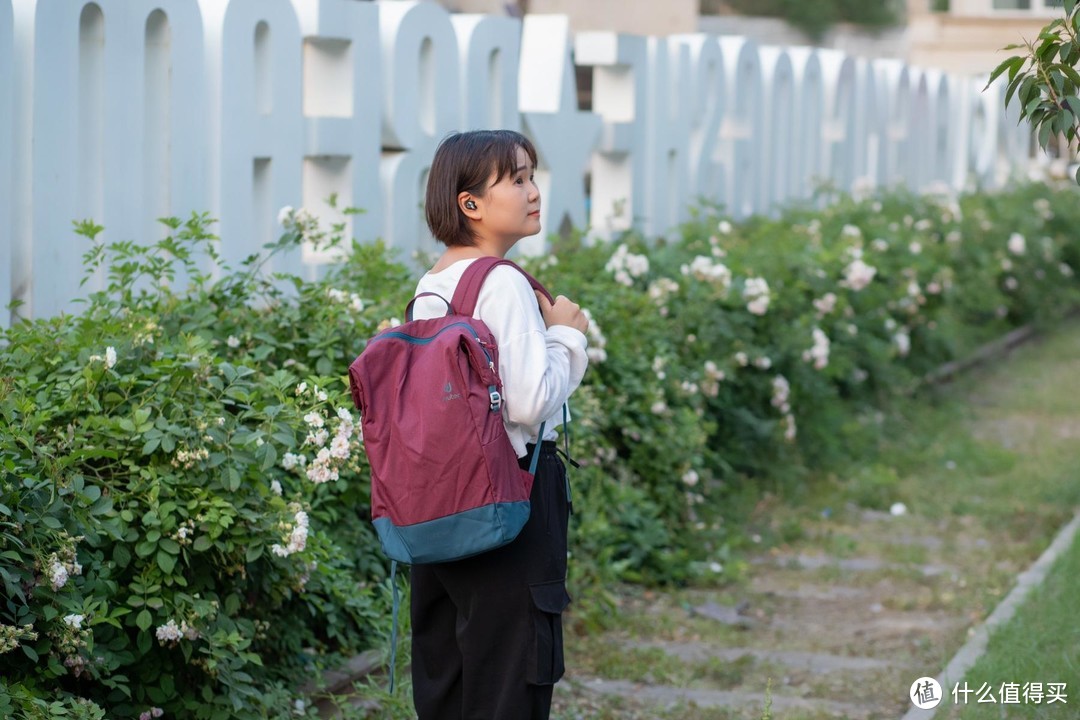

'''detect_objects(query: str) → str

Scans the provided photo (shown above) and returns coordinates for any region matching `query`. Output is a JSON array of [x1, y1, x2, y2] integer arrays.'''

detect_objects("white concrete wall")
[[1, 0, 12, 321], [2, 0, 1034, 326]]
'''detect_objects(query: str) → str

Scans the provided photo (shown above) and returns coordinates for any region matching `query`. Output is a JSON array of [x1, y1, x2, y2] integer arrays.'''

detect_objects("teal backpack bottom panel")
[[374, 500, 531, 564]]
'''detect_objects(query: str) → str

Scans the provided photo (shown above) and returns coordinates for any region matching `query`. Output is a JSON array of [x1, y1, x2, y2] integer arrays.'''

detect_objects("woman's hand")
[[535, 291, 589, 334]]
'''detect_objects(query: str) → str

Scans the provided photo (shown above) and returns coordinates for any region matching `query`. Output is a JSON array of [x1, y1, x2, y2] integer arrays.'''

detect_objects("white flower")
[[717, 220, 733, 235], [104, 346, 117, 369], [907, 280, 921, 298], [893, 330, 911, 357], [1007, 232, 1026, 256], [277, 206, 294, 226], [303, 412, 324, 429], [605, 245, 650, 284], [683, 256, 732, 288], [771, 375, 790, 409], [336, 407, 353, 423], [270, 480, 283, 496], [226, 336, 240, 348], [650, 401, 668, 415], [743, 277, 770, 316], [282, 452, 306, 470], [783, 413, 797, 442], [682, 470, 700, 487], [295, 382, 308, 396], [582, 308, 607, 363], [709, 561, 724, 573], [734, 352, 749, 367], [841, 259, 877, 292], [871, 238, 889, 252], [329, 435, 350, 460], [151, 709, 164, 718], [1004, 276, 1018, 291], [802, 327, 830, 370], [813, 292, 837, 317], [1060, 263, 1074, 277], [63, 614, 85, 629], [841, 224, 862, 239], [754, 356, 772, 370], [651, 356, 666, 381], [156, 620, 182, 643], [946, 230, 962, 244], [890, 502, 908, 516], [50, 560, 69, 590]]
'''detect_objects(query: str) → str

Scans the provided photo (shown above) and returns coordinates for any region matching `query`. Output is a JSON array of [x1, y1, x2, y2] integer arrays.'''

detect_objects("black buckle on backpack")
[[489, 389, 502, 411]]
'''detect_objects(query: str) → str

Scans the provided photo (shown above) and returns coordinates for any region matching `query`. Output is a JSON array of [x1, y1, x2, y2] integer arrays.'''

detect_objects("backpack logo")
[[443, 381, 461, 402]]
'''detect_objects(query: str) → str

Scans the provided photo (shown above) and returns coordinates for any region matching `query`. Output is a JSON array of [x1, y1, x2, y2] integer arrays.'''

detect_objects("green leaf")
[[1075, 164, 1080, 185], [259, 443, 278, 471], [192, 535, 212, 552], [986, 56, 1017, 89], [1038, 119, 1053, 147], [156, 550, 176, 574], [136, 608, 152, 631], [159, 538, 181, 554], [22, 644, 39, 662], [1007, 56, 1026, 84], [1064, 0, 1075, 15], [41, 515, 63, 529], [113, 544, 132, 568], [1006, 74, 1025, 108], [1059, 64, 1080, 89], [245, 543, 264, 562], [142, 437, 161, 455], [0, 503, 11, 516]]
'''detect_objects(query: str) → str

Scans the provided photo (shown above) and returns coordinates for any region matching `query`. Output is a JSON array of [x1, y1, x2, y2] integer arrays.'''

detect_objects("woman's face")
[[473, 146, 541, 250]]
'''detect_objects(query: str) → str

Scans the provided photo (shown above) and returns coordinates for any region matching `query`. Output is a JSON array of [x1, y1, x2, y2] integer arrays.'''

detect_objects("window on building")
[[992, 0, 1031, 8]]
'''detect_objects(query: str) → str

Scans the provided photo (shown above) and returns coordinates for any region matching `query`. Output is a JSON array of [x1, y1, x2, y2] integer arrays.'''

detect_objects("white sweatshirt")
[[412, 259, 589, 457]]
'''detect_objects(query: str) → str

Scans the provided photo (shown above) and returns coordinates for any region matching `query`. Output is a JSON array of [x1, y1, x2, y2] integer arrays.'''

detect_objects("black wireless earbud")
[[465, 200, 477, 210]]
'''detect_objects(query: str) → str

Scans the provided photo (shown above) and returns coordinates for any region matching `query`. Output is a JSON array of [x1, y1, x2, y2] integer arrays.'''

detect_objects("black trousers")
[[410, 442, 571, 720]]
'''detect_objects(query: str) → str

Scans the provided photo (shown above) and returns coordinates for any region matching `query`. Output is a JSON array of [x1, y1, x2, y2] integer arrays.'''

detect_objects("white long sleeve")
[[412, 259, 589, 457]]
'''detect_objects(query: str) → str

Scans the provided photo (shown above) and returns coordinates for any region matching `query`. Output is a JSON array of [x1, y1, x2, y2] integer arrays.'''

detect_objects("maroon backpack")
[[348, 256, 553, 565]]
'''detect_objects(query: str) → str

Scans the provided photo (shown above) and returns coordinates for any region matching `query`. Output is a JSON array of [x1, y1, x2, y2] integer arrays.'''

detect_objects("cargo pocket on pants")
[[527, 580, 571, 685]]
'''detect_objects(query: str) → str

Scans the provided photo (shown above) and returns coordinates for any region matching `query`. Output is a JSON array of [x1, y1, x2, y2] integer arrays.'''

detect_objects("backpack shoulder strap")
[[451, 256, 554, 317]]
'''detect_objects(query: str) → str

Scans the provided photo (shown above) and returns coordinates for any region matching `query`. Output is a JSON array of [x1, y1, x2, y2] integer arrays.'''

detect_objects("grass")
[[946, 527, 1080, 719], [550, 319, 1080, 719]]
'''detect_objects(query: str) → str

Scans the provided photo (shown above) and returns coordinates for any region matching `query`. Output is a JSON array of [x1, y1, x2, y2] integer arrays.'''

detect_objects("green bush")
[[1, 212, 411, 718], [2, 180, 1079, 715]]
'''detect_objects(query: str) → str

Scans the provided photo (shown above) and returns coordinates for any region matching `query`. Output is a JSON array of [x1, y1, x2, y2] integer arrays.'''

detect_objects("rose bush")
[[3, 179, 1079, 715], [1, 214, 411, 718]]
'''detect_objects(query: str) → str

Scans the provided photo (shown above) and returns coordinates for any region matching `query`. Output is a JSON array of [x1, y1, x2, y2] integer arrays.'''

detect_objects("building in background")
[[433, 0, 1068, 79], [436, 0, 697, 36], [908, 0, 1065, 74]]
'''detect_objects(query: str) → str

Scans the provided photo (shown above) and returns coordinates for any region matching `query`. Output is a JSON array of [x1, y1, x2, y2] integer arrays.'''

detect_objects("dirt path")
[[552, 322, 1080, 719]]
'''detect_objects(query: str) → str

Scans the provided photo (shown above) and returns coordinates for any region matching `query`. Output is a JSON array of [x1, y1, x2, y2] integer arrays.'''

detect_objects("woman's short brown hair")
[[425, 130, 539, 247]]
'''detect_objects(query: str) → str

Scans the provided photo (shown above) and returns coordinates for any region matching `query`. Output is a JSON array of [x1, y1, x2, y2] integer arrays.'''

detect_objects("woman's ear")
[[458, 192, 480, 218]]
